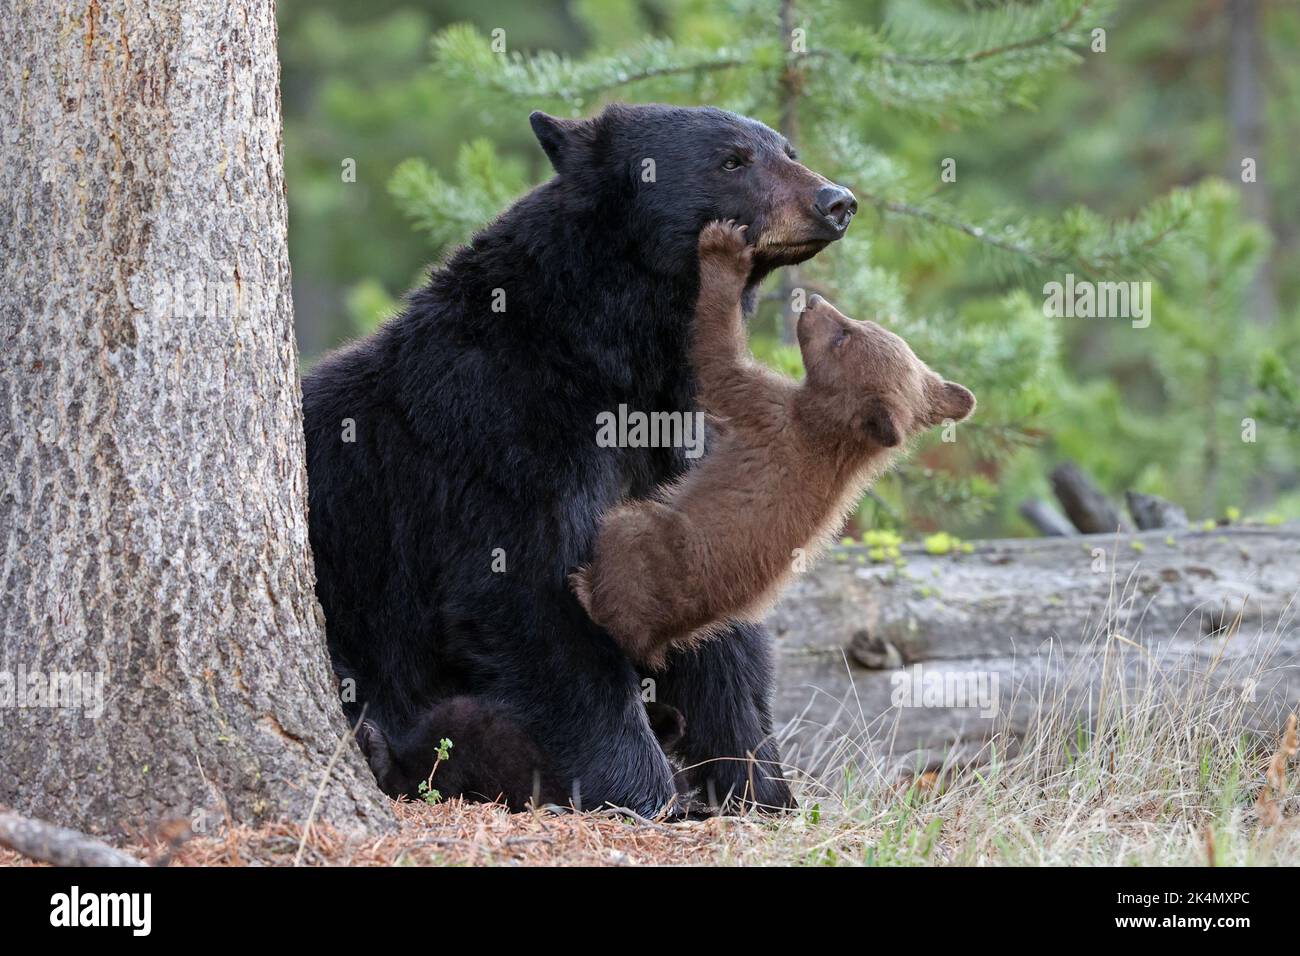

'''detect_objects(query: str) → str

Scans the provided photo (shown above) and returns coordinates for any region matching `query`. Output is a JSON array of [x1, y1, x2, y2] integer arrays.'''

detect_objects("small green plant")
[[417, 737, 454, 806], [922, 531, 973, 555], [862, 528, 904, 563]]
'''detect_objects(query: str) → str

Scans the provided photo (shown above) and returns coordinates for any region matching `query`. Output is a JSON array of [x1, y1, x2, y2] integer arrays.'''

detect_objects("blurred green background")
[[279, 0, 1300, 539]]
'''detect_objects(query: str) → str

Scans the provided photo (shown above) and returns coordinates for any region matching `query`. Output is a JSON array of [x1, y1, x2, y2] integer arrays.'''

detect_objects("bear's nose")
[[814, 184, 858, 230]]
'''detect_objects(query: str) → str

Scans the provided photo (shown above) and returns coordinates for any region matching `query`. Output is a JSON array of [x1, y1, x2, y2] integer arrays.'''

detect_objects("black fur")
[[645, 701, 686, 753], [304, 103, 851, 815], [357, 699, 688, 811], [356, 697, 565, 809]]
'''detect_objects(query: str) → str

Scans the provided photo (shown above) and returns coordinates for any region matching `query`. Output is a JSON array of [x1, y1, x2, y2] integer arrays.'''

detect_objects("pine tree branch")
[[878, 2, 1091, 67], [792, 1, 1102, 121], [561, 57, 747, 100], [856, 190, 1190, 275], [431, 27, 759, 105], [860, 193, 1053, 263]]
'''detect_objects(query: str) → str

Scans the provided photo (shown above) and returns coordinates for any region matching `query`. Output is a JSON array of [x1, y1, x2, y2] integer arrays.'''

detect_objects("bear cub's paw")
[[698, 219, 753, 277]]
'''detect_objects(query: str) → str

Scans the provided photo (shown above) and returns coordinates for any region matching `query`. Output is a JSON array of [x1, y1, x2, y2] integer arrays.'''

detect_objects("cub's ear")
[[863, 402, 902, 448], [927, 380, 976, 426], [529, 111, 591, 173]]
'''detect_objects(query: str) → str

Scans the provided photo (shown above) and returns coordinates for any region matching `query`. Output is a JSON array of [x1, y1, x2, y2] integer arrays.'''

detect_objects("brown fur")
[[571, 221, 976, 669]]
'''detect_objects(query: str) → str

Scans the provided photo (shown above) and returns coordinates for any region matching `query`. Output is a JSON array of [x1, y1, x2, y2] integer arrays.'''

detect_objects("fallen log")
[[768, 525, 1299, 772], [1018, 498, 1077, 537], [0, 811, 145, 866], [1126, 490, 1190, 530], [1050, 461, 1131, 533]]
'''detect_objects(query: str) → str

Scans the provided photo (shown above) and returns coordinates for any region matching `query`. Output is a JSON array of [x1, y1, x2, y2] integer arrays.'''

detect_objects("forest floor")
[[0, 799, 771, 867], [4, 706, 1297, 867], [4, 624, 1298, 867], [4, 772, 1297, 867]]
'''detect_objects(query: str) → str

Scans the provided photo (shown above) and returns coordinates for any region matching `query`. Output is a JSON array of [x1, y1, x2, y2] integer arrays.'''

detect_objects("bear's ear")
[[926, 379, 976, 427], [530, 111, 589, 173], [863, 402, 902, 448]]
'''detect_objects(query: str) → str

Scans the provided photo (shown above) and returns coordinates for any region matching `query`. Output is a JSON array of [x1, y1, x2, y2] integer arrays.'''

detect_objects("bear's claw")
[[698, 219, 753, 271]]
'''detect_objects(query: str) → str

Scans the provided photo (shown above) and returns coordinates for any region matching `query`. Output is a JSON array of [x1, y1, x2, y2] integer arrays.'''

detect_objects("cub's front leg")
[[693, 221, 788, 421], [696, 219, 754, 317], [693, 221, 752, 384], [573, 499, 706, 670]]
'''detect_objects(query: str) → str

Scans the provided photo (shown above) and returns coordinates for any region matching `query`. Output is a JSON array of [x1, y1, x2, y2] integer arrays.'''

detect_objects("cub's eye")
[[722, 156, 745, 171], [832, 328, 850, 348]]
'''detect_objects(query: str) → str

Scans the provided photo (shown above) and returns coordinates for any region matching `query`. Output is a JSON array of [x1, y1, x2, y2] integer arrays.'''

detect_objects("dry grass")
[[3, 693, 1293, 867], [4, 581, 1297, 867], [760, 577, 1300, 866]]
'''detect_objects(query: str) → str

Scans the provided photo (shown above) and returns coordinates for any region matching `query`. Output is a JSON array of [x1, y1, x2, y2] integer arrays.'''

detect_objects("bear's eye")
[[832, 328, 850, 348], [721, 156, 745, 171]]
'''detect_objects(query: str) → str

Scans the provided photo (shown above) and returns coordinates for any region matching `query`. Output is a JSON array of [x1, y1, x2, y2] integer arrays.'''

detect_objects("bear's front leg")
[[651, 620, 795, 814], [500, 594, 680, 816]]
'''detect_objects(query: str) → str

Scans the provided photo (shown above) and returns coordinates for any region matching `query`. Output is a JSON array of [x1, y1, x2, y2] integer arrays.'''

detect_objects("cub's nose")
[[814, 184, 858, 231]]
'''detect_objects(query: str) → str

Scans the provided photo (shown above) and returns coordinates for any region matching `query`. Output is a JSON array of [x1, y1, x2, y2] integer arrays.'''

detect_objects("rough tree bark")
[[0, 0, 390, 834]]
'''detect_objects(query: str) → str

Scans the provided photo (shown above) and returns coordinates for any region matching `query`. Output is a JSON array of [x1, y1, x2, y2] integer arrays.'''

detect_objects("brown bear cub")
[[571, 220, 975, 669]]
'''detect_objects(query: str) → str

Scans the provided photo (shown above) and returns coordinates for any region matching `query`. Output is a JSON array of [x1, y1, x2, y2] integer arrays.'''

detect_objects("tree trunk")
[[0, 0, 390, 835], [1225, 0, 1276, 324]]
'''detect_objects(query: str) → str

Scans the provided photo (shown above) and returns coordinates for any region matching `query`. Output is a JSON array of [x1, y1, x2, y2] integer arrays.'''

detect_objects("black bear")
[[356, 699, 687, 809], [303, 103, 856, 815], [356, 697, 564, 808]]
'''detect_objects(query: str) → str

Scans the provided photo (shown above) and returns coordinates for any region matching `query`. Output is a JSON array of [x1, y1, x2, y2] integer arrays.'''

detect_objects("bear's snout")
[[813, 184, 858, 232]]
